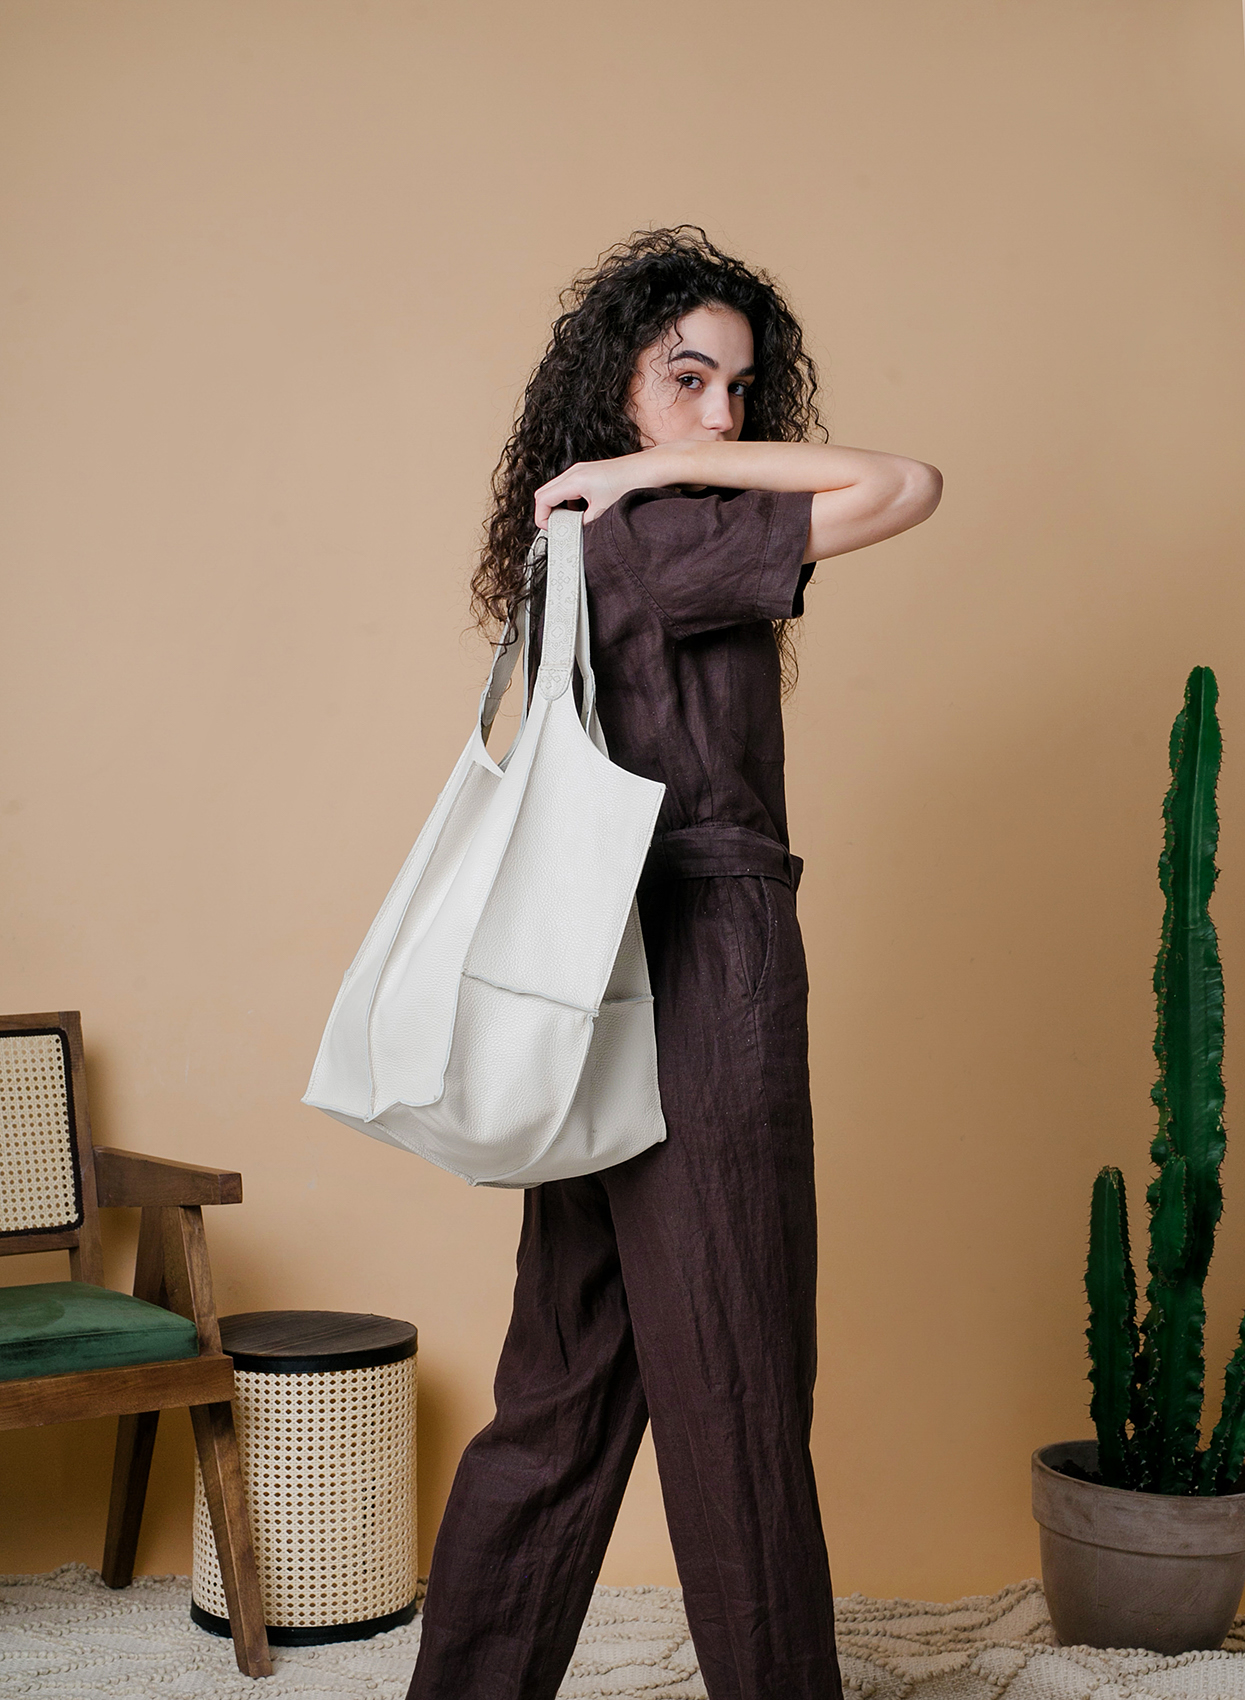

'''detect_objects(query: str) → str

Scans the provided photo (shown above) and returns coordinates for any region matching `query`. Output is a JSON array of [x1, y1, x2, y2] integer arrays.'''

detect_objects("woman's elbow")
[[806, 456, 943, 560], [900, 459, 943, 526]]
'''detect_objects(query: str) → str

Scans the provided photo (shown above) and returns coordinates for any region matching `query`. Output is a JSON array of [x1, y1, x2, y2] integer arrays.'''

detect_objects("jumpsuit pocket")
[[725, 875, 776, 1003]]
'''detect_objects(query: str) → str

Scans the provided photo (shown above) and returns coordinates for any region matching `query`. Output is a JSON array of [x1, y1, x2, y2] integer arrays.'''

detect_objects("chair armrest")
[[93, 1147, 243, 1208]]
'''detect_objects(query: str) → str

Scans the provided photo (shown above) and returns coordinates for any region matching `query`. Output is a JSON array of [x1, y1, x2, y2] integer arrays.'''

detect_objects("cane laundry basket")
[[191, 1310, 418, 1646]]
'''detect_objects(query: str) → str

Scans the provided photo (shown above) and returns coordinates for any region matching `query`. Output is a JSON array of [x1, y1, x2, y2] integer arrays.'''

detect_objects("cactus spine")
[[1085, 667, 1240, 1495]]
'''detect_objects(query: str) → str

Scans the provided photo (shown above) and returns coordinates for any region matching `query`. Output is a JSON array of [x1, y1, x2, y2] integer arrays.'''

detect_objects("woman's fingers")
[[534, 470, 578, 528], [534, 452, 654, 527], [534, 460, 624, 528]]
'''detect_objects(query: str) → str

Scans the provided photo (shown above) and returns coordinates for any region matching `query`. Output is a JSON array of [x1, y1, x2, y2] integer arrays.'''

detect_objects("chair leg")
[[101, 1409, 160, 1588], [102, 1207, 170, 1588], [191, 1400, 272, 1678]]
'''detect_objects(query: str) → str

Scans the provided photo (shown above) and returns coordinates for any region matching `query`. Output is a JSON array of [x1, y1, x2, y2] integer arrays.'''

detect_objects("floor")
[[3, 1566, 1245, 1698]]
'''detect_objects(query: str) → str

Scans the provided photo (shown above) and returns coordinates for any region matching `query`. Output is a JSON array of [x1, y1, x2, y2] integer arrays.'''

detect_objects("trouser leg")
[[407, 1174, 648, 1700], [604, 874, 842, 1700]]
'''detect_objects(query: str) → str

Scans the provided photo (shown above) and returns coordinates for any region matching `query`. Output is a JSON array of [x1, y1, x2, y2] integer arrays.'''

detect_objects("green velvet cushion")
[[0, 1281, 199, 1382]]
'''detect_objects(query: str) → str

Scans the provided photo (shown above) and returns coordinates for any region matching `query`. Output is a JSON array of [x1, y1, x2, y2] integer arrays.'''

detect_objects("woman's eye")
[[676, 372, 702, 390], [729, 382, 750, 397]]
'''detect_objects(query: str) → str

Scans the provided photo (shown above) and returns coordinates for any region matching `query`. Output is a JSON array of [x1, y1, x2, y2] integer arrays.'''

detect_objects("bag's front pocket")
[[725, 875, 776, 1004]]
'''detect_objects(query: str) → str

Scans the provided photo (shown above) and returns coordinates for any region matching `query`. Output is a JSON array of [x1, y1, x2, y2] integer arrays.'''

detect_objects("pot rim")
[[1034, 1441, 1245, 1556], [1033, 1441, 1245, 1507]]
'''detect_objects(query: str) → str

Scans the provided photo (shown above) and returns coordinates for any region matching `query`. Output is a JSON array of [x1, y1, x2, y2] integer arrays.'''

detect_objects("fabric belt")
[[640, 824, 803, 893]]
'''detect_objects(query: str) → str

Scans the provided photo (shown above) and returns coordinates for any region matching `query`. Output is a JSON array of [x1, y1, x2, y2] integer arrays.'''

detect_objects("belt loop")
[[641, 824, 803, 890]]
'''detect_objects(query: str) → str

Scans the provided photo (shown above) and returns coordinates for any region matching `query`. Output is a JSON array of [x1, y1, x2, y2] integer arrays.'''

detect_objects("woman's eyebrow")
[[667, 348, 756, 377]]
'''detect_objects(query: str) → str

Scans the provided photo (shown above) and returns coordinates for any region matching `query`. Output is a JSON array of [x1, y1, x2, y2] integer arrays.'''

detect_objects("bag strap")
[[479, 534, 544, 746], [479, 617, 522, 746], [539, 509, 584, 700], [481, 513, 598, 743], [575, 567, 597, 730]]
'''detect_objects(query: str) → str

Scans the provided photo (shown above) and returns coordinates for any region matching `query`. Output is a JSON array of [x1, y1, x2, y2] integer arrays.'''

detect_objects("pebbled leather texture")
[[303, 510, 668, 1187]]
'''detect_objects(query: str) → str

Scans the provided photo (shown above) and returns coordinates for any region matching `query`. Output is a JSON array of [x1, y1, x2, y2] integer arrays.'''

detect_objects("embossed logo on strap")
[[538, 509, 582, 699]]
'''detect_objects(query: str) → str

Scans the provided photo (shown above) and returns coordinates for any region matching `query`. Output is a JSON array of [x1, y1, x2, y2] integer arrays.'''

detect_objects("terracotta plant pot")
[[1032, 1440, 1245, 1654]]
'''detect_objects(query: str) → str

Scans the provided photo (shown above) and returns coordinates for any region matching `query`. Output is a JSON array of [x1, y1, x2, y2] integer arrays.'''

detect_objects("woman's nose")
[[695, 381, 731, 430]]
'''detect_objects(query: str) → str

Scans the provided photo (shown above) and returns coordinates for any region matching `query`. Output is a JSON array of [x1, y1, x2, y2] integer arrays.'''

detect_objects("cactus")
[[1201, 1322, 1245, 1495], [1085, 667, 1242, 1496], [1086, 1166, 1139, 1486]]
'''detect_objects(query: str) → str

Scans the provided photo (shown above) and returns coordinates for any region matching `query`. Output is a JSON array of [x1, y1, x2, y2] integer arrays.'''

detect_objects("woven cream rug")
[[3, 1565, 1245, 1698]]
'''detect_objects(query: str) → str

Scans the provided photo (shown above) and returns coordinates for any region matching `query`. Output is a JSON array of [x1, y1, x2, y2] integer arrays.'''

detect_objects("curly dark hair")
[[474, 226, 825, 681]]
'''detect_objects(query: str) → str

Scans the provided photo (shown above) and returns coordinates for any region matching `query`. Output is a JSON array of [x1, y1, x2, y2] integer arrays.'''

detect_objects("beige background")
[[2, 0, 1244, 1603]]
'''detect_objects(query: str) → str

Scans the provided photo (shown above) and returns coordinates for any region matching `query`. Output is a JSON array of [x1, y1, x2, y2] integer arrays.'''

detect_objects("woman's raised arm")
[[534, 439, 942, 562]]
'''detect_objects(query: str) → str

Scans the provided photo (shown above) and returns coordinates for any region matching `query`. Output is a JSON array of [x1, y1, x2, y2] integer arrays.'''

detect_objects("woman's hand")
[[534, 453, 656, 529]]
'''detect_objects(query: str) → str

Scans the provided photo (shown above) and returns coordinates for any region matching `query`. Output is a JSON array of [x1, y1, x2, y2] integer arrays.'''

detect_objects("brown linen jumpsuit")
[[407, 487, 844, 1700]]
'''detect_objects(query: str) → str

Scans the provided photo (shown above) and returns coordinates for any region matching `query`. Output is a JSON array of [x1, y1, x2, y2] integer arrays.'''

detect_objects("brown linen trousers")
[[407, 490, 843, 1700]]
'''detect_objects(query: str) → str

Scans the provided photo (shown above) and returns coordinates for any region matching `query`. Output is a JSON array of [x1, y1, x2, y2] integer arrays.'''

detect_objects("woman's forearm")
[[533, 438, 942, 557], [644, 438, 902, 496], [648, 439, 943, 562]]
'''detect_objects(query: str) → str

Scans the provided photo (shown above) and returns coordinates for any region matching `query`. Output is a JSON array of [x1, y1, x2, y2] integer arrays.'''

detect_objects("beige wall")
[[3, 0, 1244, 1602]]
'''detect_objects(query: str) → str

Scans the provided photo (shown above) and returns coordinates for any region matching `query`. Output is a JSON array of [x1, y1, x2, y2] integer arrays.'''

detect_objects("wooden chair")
[[0, 1010, 272, 1678]]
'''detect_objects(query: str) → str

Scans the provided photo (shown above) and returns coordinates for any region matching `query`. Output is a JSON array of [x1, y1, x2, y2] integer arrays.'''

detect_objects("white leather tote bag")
[[303, 509, 667, 1187]]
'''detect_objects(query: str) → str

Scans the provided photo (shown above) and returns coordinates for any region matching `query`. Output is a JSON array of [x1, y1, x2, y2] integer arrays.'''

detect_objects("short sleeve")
[[590, 486, 815, 637], [792, 562, 817, 617]]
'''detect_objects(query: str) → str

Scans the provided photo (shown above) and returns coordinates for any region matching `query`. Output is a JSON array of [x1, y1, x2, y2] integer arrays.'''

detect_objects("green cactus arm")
[[1151, 665, 1224, 1282], [1134, 1280, 1206, 1493], [1147, 1155, 1189, 1280], [1135, 1157, 1200, 1492], [1135, 666, 1223, 1493], [1086, 1167, 1139, 1487], [1200, 1318, 1245, 1496]]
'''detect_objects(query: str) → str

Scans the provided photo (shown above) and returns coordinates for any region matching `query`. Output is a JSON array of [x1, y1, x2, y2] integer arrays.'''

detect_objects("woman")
[[408, 228, 941, 1700]]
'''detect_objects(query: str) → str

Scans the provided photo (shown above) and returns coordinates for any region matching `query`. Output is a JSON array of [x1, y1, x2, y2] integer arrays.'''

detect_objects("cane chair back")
[[0, 1012, 103, 1283], [1, 1030, 81, 1233]]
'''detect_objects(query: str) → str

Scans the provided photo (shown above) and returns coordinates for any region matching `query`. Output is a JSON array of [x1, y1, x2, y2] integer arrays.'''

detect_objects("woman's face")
[[627, 305, 755, 447]]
